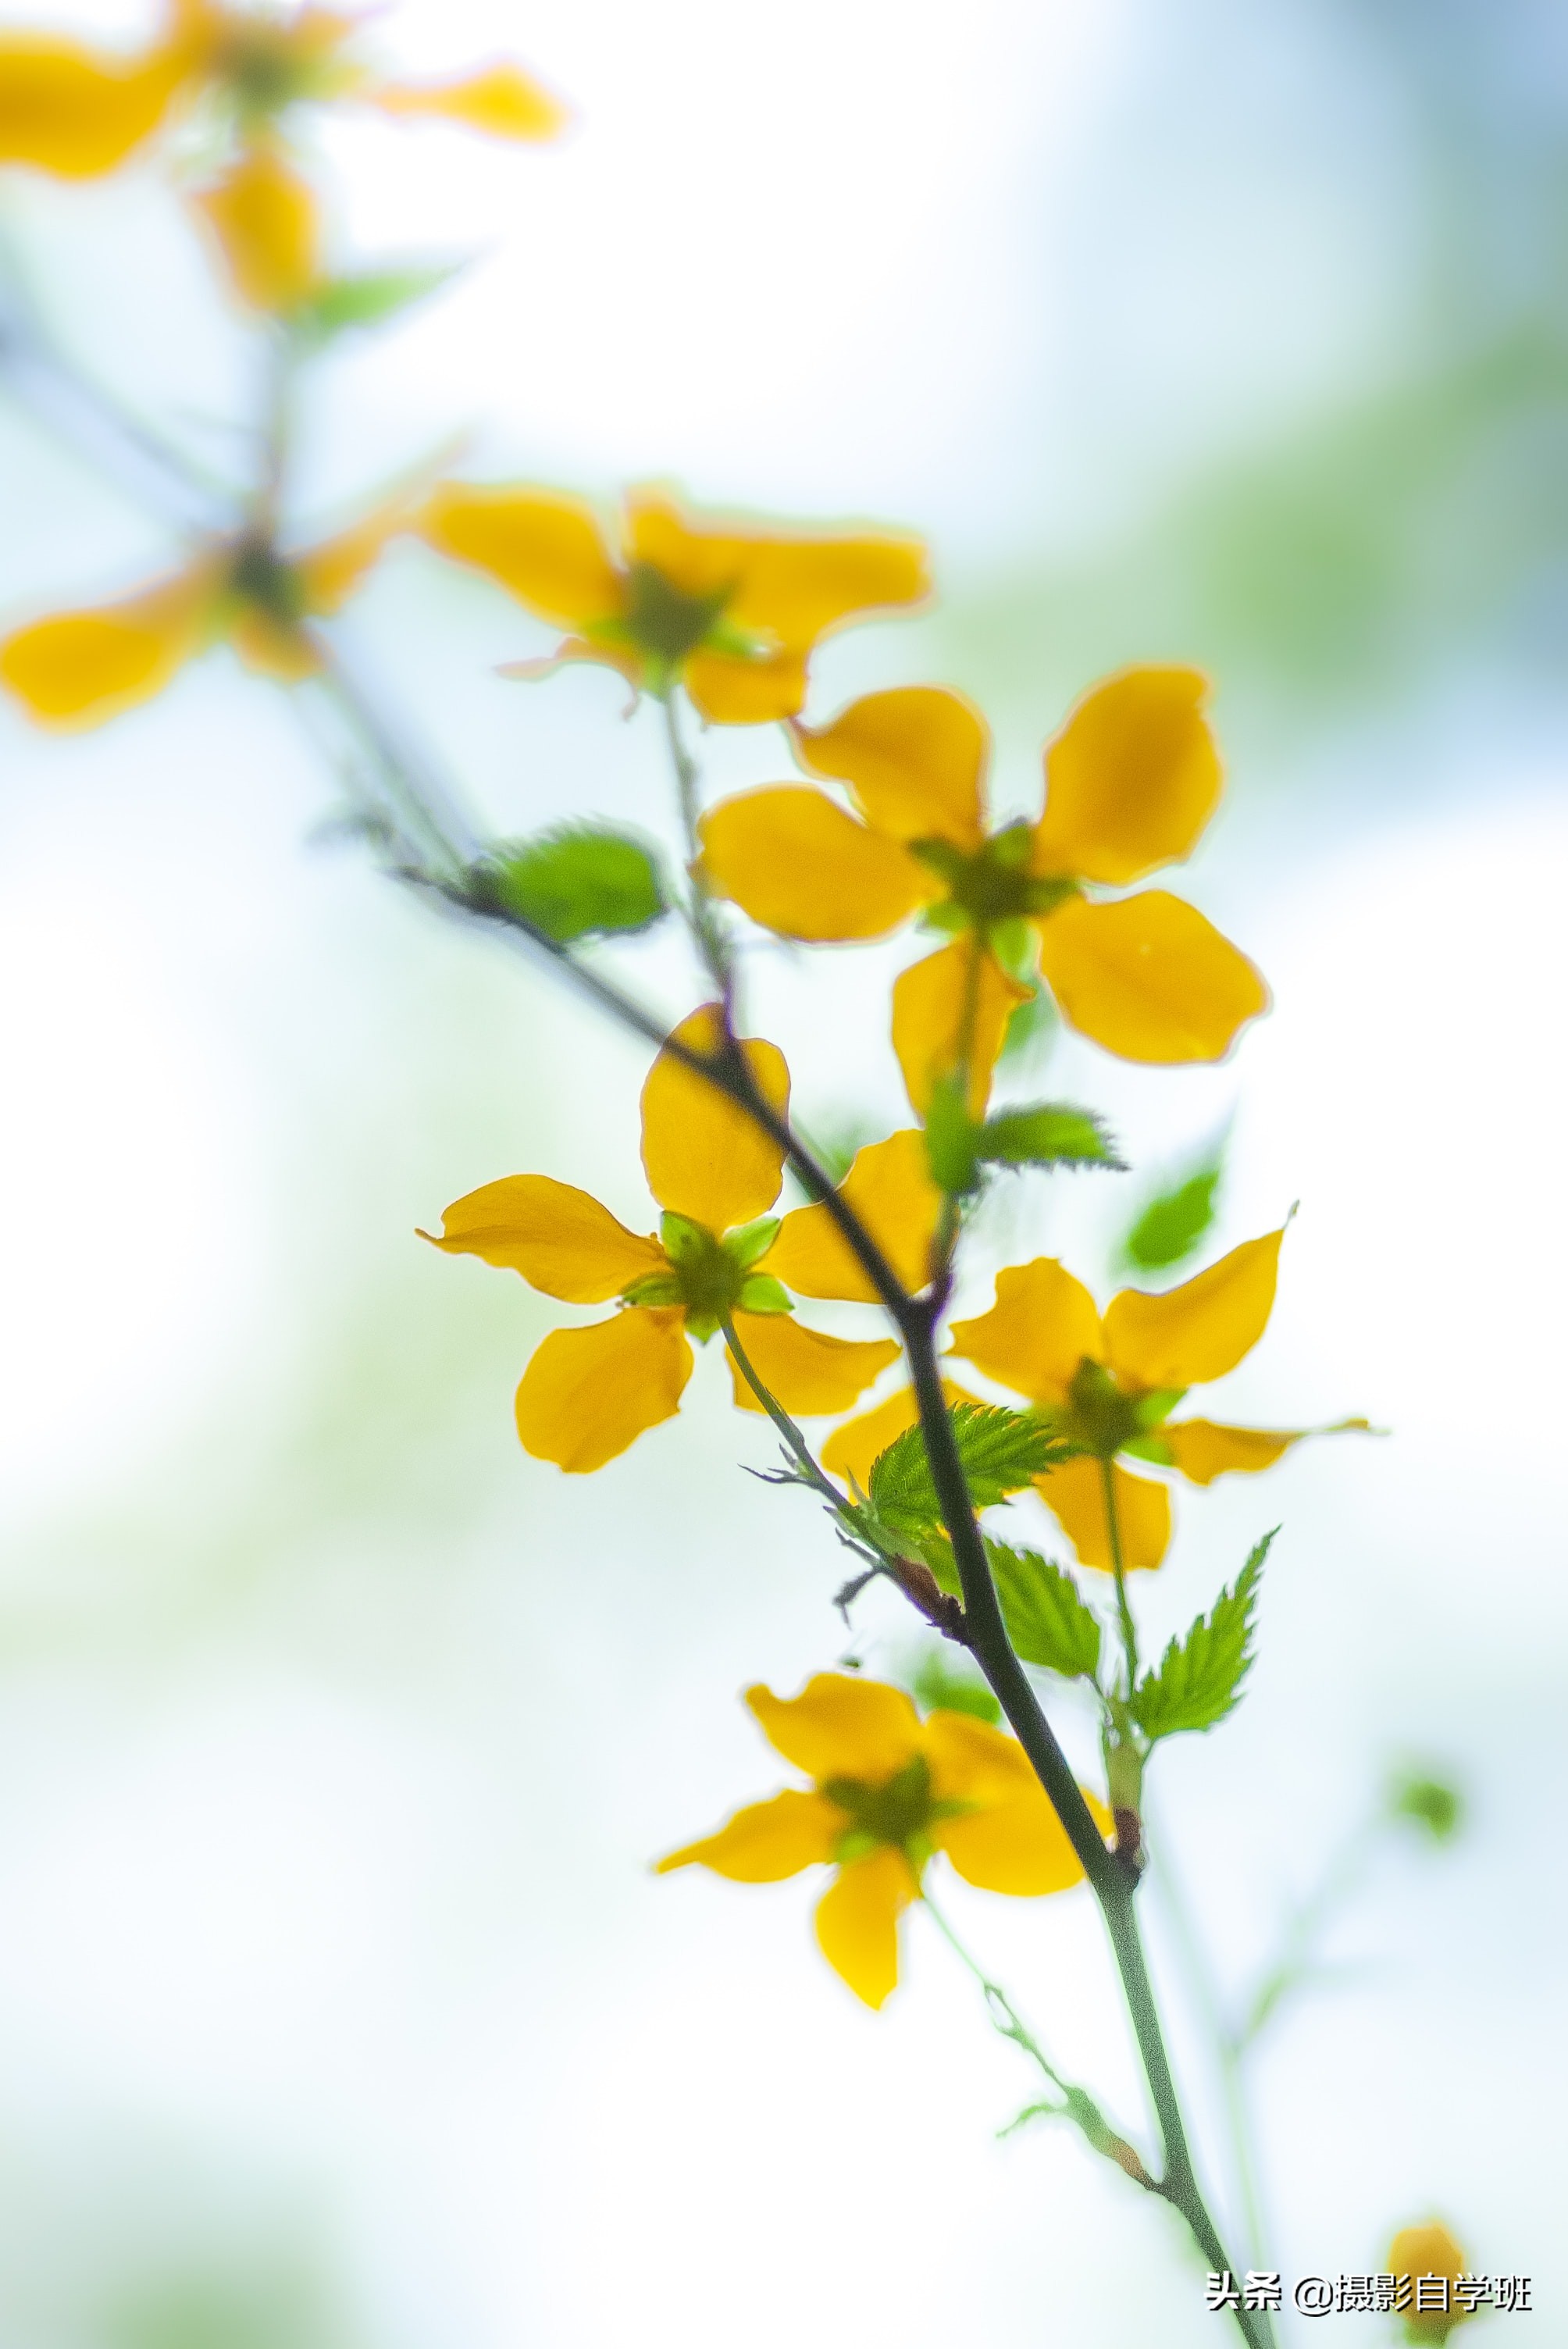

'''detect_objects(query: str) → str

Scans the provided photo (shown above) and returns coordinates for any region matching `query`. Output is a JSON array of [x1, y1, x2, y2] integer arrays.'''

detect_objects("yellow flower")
[[419, 480, 929, 725], [0, 501, 408, 729], [657, 1671, 1110, 2008], [0, 2, 565, 309], [419, 1008, 926, 1473], [938, 1231, 1362, 1571], [697, 668, 1269, 1110], [1387, 2223, 1474, 2342]]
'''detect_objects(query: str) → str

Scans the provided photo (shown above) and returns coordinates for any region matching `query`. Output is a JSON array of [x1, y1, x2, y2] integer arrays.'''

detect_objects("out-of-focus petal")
[[228, 605, 321, 681], [814, 1845, 918, 2009], [191, 144, 322, 312], [1035, 889, 1268, 1064], [891, 939, 1028, 1117], [932, 1749, 1101, 1895], [727, 1314, 900, 1417], [623, 488, 754, 602], [729, 531, 929, 649], [1160, 1417, 1303, 1485], [368, 62, 567, 141], [640, 1003, 790, 1233], [0, 565, 212, 730], [747, 1671, 922, 1783], [946, 1257, 1103, 1406], [655, 1787, 843, 1881], [1103, 1229, 1284, 1390], [1032, 667, 1222, 884], [683, 647, 808, 725], [760, 1130, 945, 1303], [1038, 1453, 1171, 1573], [818, 1378, 978, 1494], [697, 787, 931, 942], [514, 1307, 692, 1471], [0, 37, 182, 176], [792, 686, 985, 847], [294, 501, 415, 615], [421, 484, 625, 629], [419, 1172, 665, 1301]]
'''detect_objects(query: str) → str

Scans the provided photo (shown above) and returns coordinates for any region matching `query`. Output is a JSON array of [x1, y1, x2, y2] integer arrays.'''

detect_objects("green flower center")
[[911, 823, 1079, 940], [228, 537, 306, 626], [621, 563, 729, 668], [824, 1753, 935, 1860], [1058, 1357, 1185, 1460], [216, 31, 351, 119], [619, 1212, 790, 1341]]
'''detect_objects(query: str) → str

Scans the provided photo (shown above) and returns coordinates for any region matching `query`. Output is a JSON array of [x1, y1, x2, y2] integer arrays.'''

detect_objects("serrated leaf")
[[979, 1103, 1124, 1171], [1131, 1530, 1274, 1741], [868, 1403, 1068, 1538], [986, 1540, 1102, 1681], [480, 826, 668, 943], [1121, 1160, 1222, 1273], [291, 263, 461, 342]]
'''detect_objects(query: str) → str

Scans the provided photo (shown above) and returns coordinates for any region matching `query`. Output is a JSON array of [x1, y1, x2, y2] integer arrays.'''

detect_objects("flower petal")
[[921, 1708, 1036, 1805], [368, 63, 567, 141], [935, 1795, 1099, 1895], [1103, 1229, 1284, 1390], [623, 488, 757, 601], [697, 787, 931, 942], [191, 145, 322, 312], [640, 1003, 790, 1233], [727, 1313, 899, 1417], [1160, 1417, 1303, 1485], [0, 37, 180, 176], [747, 1672, 922, 1783], [420, 485, 625, 629], [814, 1845, 918, 2008], [1035, 890, 1268, 1064], [683, 647, 809, 725], [514, 1307, 692, 1471], [946, 1257, 1104, 1406], [818, 1378, 978, 1494], [228, 605, 322, 682], [1033, 667, 1222, 884], [729, 534, 930, 650], [0, 567, 212, 730], [760, 1130, 944, 1303], [419, 1172, 665, 1301], [294, 501, 415, 615], [1038, 1454, 1171, 1573], [891, 939, 1029, 1117], [792, 686, 985, 847], [655, 1787, 843, 1881]]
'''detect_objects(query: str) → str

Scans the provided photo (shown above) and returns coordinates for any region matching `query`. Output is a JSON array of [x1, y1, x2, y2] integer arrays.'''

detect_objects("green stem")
[[716, 1312, 843, 1510], [662, 688, 733, 1007], [1101, 1456, 1139, 1693]]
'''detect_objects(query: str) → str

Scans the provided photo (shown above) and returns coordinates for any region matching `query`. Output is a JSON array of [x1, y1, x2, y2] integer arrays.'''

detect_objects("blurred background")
[[0, 0, 1564, 2340]]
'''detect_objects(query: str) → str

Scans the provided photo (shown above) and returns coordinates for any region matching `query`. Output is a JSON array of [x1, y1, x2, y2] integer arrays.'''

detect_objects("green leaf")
[[985, 1541, 1102, 1681], [1131, 1530, 1274, 1742], [290, 262, 461, 343], [480, 826, 669, 943], [868, 1403, 1069, 1538], [1388, 1769, 1463, 1844], [978, 1103, 1124, 1171], [1121, 1159, 1223, 1273], [907, 1643, 1002, 1724]]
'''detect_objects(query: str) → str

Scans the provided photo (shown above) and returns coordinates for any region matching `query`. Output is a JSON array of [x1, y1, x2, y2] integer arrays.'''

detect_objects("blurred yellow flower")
[[0, 502, 408, 729], [1387, 2223, 1474, 2342], [0, 2, 565, 309], [698, 669, 1269, 1109], [657, 1671, 1110, 2007], [420, 1008, 917, 1473], [943, 1230, 1361, 1571], [420, 481, 929, 725]]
